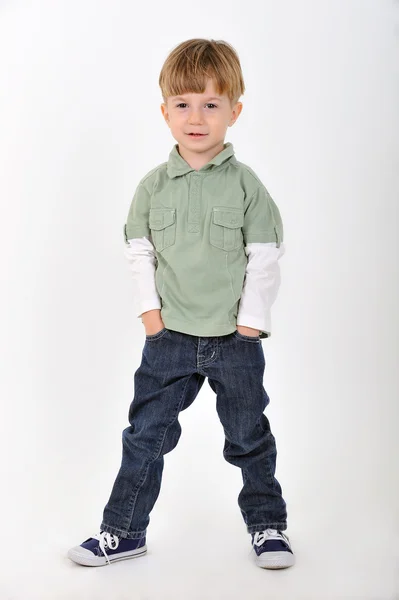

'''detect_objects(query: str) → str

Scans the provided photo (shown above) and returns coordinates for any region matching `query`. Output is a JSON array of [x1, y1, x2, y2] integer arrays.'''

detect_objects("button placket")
[[188, 174, 201, 235]]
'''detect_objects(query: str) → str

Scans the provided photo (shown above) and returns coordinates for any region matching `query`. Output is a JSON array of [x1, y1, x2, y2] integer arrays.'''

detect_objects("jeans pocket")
[[233, 330, 260, 343], [145, 327, 168, 341]]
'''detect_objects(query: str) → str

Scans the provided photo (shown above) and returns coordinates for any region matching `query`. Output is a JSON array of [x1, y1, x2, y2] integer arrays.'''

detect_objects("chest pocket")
[[149, 208, 176, 252], [210, 207, 244, 251]]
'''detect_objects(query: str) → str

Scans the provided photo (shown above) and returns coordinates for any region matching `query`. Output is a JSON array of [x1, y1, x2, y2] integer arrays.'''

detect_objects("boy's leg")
[[205, 331, 287, 533], [100, 328, 204, 539]]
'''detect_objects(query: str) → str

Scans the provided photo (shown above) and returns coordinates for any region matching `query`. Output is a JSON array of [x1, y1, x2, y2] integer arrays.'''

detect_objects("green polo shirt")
[[123, 142, 283, 338]]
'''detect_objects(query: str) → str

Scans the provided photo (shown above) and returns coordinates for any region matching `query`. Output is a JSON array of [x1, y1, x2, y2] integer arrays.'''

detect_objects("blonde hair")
[[159, 38, 245, 107]]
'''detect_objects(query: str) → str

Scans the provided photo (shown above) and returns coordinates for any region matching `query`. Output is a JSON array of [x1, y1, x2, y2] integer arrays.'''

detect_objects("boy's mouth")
[[187, 133, 207, 137]]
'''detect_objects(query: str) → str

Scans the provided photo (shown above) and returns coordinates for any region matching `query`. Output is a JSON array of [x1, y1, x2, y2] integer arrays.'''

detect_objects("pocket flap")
[[212, 208, 244, 229], [149, 208, 176, 230]]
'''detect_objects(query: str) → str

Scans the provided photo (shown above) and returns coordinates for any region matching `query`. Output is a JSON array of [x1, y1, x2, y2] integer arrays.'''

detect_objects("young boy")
[[68, 38, 295, 570]]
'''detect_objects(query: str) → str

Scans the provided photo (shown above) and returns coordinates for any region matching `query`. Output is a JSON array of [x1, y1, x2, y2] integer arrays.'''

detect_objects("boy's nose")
[[188, 111, 204, 124]]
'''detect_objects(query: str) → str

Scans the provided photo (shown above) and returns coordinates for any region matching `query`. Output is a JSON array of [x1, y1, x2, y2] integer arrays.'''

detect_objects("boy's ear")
[[229, 101, 243, 126], [160, 103, 170, 126]]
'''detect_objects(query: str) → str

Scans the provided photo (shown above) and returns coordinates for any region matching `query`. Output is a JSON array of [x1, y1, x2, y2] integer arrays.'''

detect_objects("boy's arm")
[[123, 181, 164, 332], [123, 236, 162, 318], [238, 184, 285, 338], [236, 241, 286, 337]]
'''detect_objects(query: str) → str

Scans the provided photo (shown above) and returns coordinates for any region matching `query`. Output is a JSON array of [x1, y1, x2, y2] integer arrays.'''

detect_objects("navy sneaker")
[[67, 531, 147, 567], [251, 528, 295, 569]]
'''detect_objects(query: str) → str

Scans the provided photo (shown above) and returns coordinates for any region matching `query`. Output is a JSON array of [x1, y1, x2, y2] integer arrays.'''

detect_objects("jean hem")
[[247, 522, 287, 534], [100, 523, 147, 539]]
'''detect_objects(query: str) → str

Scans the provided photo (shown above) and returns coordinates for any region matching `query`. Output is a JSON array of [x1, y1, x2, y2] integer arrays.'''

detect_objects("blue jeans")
[[100, 328, 287, 538]]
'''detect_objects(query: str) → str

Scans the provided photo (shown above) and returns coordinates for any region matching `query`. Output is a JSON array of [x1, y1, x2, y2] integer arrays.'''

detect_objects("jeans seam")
[[123, 374, 193, 532]]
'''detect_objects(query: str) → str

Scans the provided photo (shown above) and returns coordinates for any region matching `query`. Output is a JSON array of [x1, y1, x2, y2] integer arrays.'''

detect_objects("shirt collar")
[[166, 141, 237, 179]]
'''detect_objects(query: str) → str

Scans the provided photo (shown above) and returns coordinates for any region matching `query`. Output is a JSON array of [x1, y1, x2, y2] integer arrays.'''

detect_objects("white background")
[[1, 1, 398, 598]]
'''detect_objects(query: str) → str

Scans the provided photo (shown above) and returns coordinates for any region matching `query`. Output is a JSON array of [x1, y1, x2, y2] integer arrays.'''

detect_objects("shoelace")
[[252, 528, 290, 548], [92, 531, 120, 565]]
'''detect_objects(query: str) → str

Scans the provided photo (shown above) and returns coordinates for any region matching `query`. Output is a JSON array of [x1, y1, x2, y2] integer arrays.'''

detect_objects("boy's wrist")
[[236, 324, 260, 336], [141, 310, 164, 335], [141, 309, 161, 322]]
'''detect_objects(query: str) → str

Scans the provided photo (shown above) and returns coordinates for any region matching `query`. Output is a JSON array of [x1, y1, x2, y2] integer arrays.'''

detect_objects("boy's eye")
[[176, 103, 217, 109]]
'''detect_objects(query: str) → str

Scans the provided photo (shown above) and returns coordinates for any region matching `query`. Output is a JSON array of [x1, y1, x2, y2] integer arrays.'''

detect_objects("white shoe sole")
[[254, 550, 295, 569], [67, 544, 147, 567]]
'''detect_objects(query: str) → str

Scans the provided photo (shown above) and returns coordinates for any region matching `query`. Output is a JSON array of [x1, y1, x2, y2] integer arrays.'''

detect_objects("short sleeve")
[[242, 185, 284, 247], [123, 183, 151, 244]]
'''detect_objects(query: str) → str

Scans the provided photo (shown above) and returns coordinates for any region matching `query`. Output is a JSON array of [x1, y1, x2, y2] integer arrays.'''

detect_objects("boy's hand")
[[236, 325, 260, 337], [141, 309, 165, 336]]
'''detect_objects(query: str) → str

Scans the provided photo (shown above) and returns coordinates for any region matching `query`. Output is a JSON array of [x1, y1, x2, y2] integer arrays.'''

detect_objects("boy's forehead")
[[169, 89, 227, 103], [171, 92, 224, 100]]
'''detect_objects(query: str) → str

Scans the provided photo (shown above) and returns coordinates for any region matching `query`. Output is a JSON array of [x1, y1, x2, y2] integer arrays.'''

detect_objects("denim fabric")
[[100, 328, 287, 539]]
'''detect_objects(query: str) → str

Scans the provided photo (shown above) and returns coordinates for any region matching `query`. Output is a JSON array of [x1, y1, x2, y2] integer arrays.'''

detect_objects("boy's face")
[[161, 78, 242, 157]]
